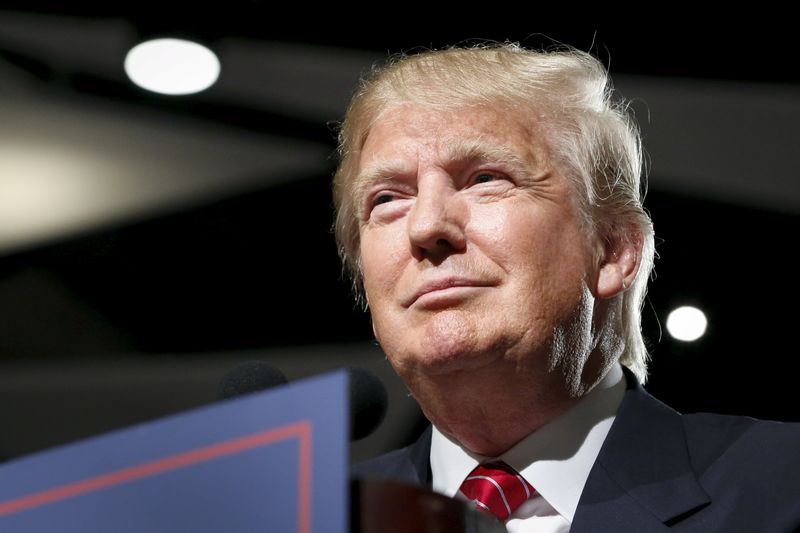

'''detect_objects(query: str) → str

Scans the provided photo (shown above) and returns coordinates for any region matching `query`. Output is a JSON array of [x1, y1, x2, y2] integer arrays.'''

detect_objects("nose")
[[407, 174, 467, 261]]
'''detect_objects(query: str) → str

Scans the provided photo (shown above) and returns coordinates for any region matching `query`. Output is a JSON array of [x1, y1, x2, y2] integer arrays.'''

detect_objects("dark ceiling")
[[4, 7, 800, 83]]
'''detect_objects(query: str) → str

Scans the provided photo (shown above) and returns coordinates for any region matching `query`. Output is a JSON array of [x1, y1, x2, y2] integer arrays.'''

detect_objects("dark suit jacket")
[[353, 369, 800, 532]]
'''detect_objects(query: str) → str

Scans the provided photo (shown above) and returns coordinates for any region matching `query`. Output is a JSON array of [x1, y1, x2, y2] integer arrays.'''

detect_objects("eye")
[[372, 193, 395, 206], [472, 171, 506, 185]]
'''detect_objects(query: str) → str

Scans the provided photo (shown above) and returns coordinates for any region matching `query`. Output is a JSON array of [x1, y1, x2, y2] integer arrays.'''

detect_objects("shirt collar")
[[430, 362, 625, 524]]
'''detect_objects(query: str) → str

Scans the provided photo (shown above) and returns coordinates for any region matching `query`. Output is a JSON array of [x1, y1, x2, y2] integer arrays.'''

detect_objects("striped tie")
[[458, 461, 534, 521]]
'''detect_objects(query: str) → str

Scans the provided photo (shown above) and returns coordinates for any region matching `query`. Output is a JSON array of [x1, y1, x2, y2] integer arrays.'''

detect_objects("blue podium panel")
[[0, 371, 348, 533]]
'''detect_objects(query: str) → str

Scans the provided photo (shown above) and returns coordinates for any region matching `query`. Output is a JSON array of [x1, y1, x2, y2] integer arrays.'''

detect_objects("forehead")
[[358, 103, 544, 168]]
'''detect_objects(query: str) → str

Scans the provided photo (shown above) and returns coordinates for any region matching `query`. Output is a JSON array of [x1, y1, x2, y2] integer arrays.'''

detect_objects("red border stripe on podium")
[[0, 420, 314, 533]]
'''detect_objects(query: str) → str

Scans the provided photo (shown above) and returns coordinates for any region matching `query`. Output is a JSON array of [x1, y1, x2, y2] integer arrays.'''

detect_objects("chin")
[[395, 310, 503, 376]]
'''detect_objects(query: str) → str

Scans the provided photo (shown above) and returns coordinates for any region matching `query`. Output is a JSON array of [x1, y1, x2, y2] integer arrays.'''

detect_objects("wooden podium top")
[[353, 478, 507, 533]]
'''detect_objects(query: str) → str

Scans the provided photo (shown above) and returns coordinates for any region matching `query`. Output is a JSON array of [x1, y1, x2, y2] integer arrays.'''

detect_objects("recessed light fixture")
[[124, 38, 220, 96]]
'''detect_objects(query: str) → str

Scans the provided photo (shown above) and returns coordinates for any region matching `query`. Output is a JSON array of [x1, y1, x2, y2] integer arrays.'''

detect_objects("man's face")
[[355, 103, 598, 385]]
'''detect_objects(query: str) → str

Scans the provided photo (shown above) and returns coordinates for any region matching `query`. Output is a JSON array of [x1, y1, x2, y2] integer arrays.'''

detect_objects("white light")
[[666, 306, 708, 342], [124, 38, 220, 95]]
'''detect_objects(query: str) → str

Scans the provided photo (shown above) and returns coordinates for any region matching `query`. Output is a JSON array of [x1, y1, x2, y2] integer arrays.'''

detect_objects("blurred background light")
[[666, 306, 708, 342], [124, 38, 220, 95]]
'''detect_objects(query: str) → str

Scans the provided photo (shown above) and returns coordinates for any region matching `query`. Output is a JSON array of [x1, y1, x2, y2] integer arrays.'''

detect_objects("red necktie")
[[458, 461, 534, 521]]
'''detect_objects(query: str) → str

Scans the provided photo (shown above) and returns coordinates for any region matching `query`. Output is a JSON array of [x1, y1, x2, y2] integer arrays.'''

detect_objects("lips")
[[405, 277, 490, 307]]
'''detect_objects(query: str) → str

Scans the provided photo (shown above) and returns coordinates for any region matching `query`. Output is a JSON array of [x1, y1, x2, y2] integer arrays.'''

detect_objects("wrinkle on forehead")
[[353, 104, 553, 209]]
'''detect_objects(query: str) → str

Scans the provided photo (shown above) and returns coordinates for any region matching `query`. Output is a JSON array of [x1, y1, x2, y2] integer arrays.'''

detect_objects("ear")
[[595, 228, 643, 299]]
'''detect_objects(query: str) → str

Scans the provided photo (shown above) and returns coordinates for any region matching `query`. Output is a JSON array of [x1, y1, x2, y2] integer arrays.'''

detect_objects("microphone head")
[[348, 366, 388, 441], [217, 360, 288, 401]]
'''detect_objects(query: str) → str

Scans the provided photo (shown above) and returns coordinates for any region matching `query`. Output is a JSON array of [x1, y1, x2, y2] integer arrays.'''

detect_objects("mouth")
[[405, 277, 492, 308]]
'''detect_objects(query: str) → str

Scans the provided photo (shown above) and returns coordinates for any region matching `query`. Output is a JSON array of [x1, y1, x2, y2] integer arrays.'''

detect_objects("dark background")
[[0, 8, 797, 462]]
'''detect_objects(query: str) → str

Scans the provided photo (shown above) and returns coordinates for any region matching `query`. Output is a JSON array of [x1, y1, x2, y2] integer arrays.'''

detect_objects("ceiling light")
[[124, 38, 220, 96]]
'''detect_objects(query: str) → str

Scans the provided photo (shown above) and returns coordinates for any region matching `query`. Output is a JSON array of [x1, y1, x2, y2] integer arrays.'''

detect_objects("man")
[[333, 44, 800, 532]]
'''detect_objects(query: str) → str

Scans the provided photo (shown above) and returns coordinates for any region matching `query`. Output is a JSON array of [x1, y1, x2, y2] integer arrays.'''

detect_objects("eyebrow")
[[352, 159, 413, 208], [449, 138, 535, 177], [352, 137, 537, 202]]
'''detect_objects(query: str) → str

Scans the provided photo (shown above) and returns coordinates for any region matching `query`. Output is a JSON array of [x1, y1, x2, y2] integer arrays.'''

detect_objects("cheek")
[[494, 207, 589, 297], [359, 230, 406, 295], [466, 204, 521, 267], [473, 204, 552, 270]]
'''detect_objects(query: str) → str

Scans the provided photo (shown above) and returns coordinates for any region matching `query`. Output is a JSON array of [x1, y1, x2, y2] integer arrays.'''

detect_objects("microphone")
[[216, 362, 388, 441], [348, 366, 388, 441], [216, 360, 288, 400]]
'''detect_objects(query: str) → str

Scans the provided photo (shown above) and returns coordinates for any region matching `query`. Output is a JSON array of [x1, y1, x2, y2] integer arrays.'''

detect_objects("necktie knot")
[[458, 461, 534, 521]]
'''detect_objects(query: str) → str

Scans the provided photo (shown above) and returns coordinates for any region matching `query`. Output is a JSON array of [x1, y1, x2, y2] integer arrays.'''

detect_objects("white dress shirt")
[[430, 363, 626, 532]]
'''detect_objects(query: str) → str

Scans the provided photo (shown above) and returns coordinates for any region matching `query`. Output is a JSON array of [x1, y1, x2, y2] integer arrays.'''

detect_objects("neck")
[[407, 351, 613, 456]]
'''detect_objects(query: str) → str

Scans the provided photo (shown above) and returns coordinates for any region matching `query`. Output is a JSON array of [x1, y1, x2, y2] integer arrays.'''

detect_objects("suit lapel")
[[351, 425, 432, 486], [572, 368, 710, 532], [407, 425, 433, 485]]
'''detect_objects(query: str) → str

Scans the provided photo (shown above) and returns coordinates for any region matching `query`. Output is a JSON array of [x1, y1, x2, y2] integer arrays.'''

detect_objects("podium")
[[0, 370, 505, 532], [352, 478, 506, 533]]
